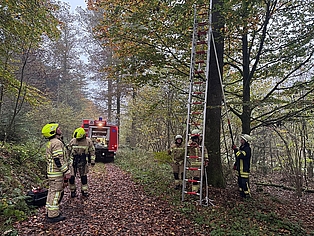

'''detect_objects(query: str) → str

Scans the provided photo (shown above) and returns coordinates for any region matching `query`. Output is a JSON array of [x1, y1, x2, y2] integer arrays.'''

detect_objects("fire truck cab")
[[82, 117, 118, 163]]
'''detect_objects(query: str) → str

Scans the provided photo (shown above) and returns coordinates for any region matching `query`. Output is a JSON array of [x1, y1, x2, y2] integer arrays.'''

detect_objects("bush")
[[0, 141, 46, 232]]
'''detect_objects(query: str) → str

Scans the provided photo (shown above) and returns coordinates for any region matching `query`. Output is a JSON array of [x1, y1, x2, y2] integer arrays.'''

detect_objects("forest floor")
[[14, 163, 208, 235], [13, 162, 314, 235]]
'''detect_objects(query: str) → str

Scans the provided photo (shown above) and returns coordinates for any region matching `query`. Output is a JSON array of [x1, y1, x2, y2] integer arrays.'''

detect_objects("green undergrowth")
[[115, 148, 310, 236], [0, 141, 46, 235]]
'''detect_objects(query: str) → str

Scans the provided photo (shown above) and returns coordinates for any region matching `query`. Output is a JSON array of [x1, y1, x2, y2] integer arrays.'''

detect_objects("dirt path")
[[15, 163, 207, 235]]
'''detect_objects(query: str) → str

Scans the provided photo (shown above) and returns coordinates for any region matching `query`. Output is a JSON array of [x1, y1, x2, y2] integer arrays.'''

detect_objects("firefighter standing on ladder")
[[68, 127, 96, 198], [188, 129, 209, 193], [41, 123, 70, 223], [232, 134, 252, 198], [168, 135, 185, 190]]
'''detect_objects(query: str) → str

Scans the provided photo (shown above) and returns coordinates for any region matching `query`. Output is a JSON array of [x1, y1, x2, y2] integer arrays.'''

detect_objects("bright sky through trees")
[[64, 0, 87, 11]]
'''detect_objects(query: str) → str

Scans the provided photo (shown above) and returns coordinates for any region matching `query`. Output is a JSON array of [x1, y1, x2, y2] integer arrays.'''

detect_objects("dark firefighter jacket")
[[234, 142, 251, 178]]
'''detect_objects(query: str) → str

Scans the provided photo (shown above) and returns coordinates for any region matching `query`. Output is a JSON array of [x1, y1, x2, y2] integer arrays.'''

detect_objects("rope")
[[211, 33, 235, 146]]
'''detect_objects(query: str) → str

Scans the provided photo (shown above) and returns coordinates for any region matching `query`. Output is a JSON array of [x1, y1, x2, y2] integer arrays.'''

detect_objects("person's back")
[[68, 128, 95, 198]]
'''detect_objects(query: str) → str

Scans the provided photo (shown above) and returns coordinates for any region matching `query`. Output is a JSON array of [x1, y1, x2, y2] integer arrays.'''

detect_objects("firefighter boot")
[[174, 180, 181, 190], [70, 191, 77, 198], [82, 191, 89, 197], [47, 214, 66, 223], [173, 173, 180, 190]]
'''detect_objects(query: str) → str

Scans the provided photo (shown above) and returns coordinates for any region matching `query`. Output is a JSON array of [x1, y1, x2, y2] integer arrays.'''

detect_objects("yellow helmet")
[[42, 123, 59, 138], [73, 127, 86, 139]]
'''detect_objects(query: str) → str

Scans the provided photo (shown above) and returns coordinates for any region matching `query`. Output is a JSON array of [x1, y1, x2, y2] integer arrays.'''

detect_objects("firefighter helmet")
[[191, 129, 200, 137], [73, 127, 86, 139], [175, 135, 183, 140], [42, 123, 59, 138], [240, 134, 252, 142]]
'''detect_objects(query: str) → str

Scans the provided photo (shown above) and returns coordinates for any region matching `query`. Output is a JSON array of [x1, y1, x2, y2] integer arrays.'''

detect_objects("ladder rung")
[[198, 22, 207, 27], [185, 191, 200, 195], [195, 70, 204, 74], [191, 111, 202, 115], [188, 155, 200, 159], [197, 40, 207, 45], [196, 60, 205, 64], [189, 122, 201, 126], [192, 101, 203, 104], [187, 167, 200, 171], [198, 12, 207, 16], [193, 81, 204, 85], [187, 179, 200, 183], [198, 31, 207, 35], [193, 92, 204, 95], [196, 50, 205, 54]]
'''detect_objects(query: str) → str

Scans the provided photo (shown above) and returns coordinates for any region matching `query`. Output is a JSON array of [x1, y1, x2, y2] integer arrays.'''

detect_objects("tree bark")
[[206, 0, 225, 188]]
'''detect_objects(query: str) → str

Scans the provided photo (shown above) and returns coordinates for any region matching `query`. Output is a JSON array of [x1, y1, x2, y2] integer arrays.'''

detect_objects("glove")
[[64, 170, 71, 180], [63, 177, 69, 188], [204, 159, 209, 167], [233, 162, 237, 170], [232, 145, 237, 150]]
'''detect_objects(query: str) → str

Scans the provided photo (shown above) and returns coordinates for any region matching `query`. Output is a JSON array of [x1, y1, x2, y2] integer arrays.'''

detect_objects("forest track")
[[14, 163, 207, 235]]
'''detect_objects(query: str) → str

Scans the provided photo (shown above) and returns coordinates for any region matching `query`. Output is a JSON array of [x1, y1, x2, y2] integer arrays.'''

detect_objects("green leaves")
[[0, 0, 61, 112], [91, 0, 195, 85]]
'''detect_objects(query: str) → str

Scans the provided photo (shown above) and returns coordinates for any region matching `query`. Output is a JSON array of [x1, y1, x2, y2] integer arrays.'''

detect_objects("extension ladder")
[[182, 4, 214, 206]]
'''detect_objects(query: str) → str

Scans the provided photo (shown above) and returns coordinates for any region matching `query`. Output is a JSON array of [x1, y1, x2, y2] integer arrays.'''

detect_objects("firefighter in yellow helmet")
[[168, 135, 185, 190], [187, 129, 208, 193], [232, 134, 252, 198], [68, 127, 96, 198], [41, 123, 70, 223]]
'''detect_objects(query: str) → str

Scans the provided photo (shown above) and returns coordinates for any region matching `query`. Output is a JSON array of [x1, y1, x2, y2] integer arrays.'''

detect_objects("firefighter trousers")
[[171, 162, 184, 185], [190, 160, 202, 192], [69, 163, 89, 194], [238, 176, 251, 198], [46, 176, 64, 218]]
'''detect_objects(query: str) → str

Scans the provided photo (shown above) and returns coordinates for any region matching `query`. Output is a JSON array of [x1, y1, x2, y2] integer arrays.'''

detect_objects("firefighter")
[[187, 129, 208, 193], [232, 134, 252, 198], [68, 127, 96, 198], [41, 123, 70, 223], [168, 135, 185, 190]]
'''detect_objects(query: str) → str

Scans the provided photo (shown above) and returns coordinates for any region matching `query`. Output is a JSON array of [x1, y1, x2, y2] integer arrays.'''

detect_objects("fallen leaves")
[[14, 163, 208, 235]]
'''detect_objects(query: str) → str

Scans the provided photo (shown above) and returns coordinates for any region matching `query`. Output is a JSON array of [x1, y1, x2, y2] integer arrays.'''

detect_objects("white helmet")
[[175, 135, 183, 140], [240, 134, 252, 142], [191, 129, 200, 137]]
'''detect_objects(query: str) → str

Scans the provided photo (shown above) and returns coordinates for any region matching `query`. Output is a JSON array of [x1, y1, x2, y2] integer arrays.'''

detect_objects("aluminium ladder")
[[181, 4, 214, 206]]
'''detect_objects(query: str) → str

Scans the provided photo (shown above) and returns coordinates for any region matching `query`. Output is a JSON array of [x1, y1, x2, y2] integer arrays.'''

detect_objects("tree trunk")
[[206, 0, 225, 188], [241, 33, 251, 134]]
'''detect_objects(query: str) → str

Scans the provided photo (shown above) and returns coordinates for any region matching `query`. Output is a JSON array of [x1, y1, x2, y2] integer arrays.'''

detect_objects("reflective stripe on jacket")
[[235, 142, 251, 178], [169, 143, 185, 163], [187, 141, 208, 166], [68, 137, 96, 164], [46, 137, 68, 178]]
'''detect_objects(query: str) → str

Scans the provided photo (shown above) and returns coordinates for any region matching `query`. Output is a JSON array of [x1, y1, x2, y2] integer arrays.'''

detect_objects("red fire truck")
[[81, 117, 118, 162]]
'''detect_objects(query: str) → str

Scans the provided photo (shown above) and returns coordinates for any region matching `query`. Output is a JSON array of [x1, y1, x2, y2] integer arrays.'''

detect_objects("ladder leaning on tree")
[[181, 3, 215, 207]]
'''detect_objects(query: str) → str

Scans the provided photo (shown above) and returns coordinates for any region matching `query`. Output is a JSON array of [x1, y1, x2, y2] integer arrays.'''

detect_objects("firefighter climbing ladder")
[[181, 4, 214, 206]]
